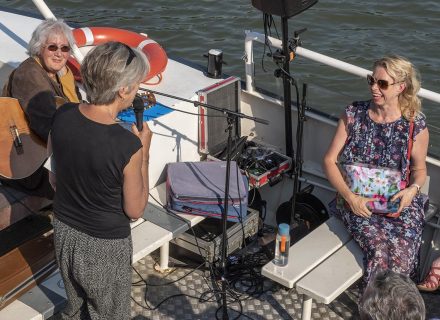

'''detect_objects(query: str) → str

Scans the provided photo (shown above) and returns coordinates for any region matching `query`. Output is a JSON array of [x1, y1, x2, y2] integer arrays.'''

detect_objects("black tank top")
[[51, 103, 142, 238]]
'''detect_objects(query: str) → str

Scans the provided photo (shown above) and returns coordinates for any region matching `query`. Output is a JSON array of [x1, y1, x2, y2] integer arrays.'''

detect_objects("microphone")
[[132, 94, 145, 131]]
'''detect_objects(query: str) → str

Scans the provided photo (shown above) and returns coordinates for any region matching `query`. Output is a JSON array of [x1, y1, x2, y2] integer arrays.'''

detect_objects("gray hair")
[[80, 41, 150, 105], [359, 270, 425, 320], [28, 19, 75, 57]]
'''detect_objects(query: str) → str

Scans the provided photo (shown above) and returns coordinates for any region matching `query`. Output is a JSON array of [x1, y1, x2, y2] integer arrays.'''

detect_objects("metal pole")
[[281, 17, 293, 159], [220, 117, 234, 320]]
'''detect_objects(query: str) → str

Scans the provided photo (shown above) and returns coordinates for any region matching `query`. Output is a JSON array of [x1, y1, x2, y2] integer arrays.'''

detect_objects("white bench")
[[296, 240, 363, 320], [0, 182, 204, 320], [262, 216, 352, 288], [262, 200, 439, 320], [131, 183, 205, 269], [262, 216, 363, 320]]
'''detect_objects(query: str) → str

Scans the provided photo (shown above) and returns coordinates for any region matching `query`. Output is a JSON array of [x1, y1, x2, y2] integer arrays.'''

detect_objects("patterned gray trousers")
[[53, 218, 132, 320]]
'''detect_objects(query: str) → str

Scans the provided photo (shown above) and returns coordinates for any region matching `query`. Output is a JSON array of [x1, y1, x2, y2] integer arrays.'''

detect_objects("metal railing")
[[244, 31, 440, 104], [244, 30, 440, 165]]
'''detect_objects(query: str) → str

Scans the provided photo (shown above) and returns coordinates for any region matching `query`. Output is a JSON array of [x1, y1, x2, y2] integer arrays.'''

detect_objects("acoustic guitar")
[[0, 97, 66, 180]]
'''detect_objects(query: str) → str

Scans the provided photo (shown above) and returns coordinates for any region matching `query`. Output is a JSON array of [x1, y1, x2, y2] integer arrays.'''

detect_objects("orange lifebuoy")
[[67, 27, 168, 83]]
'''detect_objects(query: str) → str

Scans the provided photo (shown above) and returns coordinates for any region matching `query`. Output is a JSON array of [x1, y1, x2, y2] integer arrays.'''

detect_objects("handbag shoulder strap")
[[404, 116, 415, 184]]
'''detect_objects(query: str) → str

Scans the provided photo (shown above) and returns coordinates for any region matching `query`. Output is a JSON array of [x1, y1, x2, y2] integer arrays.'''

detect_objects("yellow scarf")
[[59, 67, 80, 103], [34, 57, 80, 103]]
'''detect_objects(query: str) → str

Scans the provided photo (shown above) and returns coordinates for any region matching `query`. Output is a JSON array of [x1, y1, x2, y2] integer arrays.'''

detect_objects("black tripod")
[[138, 87, 268, 319], [272, 29, 309, 226]]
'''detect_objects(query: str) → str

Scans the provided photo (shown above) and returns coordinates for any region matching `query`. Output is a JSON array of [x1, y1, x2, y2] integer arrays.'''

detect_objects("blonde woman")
[[323, 55, 429, 286]]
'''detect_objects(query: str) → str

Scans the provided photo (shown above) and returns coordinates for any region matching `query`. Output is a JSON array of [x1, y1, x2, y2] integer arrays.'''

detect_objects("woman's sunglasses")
[[367, 74, 402, 90], [46, 44, 71, 53], [123, 44, 136, 67]]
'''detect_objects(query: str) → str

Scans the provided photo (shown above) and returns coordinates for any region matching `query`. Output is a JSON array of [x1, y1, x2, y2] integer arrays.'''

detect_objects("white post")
[[301, 295, 313, 320], [32, 0, 84, 63], [31, 0, 56, 19], [159, 242, 170, 270], [244, 31, 257, 93]]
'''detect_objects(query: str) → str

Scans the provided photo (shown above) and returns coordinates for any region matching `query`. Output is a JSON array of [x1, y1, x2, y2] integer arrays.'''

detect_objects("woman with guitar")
[[48, 41, 152, 319], [1, 19, 80, 198]]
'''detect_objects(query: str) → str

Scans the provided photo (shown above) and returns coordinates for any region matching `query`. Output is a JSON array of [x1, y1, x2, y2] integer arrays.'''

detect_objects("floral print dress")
[[335, 100, 427, 284]]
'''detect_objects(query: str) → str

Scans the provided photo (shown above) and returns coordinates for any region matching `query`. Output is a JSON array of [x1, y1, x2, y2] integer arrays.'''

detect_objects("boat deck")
[[46, 239, 440, 320], [127, 247, 361, 320], [5, 215, 439, 320]]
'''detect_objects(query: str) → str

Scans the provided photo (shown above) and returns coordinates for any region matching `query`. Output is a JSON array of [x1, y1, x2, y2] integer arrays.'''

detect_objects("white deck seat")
[[296, 239, 364, 304], [261, 216, 363, 320], [261, 216, 352, 288], [262, 201, 438, 320], [296, 240, 364, 320], [132, 182, 205, 265]]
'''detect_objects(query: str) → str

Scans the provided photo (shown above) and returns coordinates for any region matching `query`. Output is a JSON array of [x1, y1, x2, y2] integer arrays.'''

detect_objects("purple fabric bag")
[[166, 161, 248, 222]]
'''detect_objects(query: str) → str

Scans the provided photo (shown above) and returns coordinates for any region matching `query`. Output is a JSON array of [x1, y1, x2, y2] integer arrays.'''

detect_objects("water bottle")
[[273, 223, 290, 266]]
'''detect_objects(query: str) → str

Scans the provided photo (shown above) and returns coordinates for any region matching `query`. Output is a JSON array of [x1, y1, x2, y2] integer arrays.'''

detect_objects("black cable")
[[230, 138, 246, 251], [147, 192, 215, 268], [130, 235, 268, 319], [226, 250, 274, 299], [138, 118, 262, 320], [132, 194, 225, 312], [148, 191, 226, 294], [131, 260, 205, 287], [262, 13, 279, 73], [131, 255, 256, 319], [131, 289, 216, 311]]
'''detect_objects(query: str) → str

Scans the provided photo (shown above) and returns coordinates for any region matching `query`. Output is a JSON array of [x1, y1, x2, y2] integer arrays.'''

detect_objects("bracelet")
[[409, 183, 421, 195]]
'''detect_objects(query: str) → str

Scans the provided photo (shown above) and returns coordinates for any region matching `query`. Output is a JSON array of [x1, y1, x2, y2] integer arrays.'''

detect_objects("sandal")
[[417, 266, 440, 292]]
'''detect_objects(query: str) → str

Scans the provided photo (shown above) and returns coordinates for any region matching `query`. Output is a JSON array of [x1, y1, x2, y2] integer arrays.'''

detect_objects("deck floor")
[[7, 214, 439, 320], [129, 247, 361, 320], [48, 237, 440, 320]]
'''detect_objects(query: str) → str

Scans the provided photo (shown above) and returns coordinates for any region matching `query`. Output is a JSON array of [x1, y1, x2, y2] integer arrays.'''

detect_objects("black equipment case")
[[170, 208, 259, 264]]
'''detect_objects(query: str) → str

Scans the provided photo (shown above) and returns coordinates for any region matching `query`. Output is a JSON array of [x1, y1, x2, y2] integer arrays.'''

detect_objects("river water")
[[2, 0, 440, 156]]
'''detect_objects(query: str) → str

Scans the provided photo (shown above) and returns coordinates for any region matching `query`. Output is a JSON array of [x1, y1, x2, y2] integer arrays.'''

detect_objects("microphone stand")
[[138, 88, 268, 319], [291, 83, 307, 224]]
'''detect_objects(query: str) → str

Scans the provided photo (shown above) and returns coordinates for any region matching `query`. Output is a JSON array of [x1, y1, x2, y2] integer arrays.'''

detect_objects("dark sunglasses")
[[123, 44, 136, 67], [46, 44, 71, 53], [367, 74, 402, 90]]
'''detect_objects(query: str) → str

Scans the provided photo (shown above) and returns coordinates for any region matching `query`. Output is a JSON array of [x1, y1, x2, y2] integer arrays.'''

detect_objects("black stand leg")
[[219, 116, 234, 320], [291, 84, 307, 224], [282, 16, 293, 160]]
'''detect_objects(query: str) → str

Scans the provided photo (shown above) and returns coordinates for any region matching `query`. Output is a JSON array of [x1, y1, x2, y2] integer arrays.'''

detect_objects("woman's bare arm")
[[323, 115, 372, 217]]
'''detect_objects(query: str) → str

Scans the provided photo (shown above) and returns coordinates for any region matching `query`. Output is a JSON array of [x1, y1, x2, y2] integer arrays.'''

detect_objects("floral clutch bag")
[[336, 162, 405, 215]]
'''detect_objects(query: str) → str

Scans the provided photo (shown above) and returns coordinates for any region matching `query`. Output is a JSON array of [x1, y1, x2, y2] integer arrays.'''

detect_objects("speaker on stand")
[[251, 0, 319, 226], [251, 0, 318, 18]]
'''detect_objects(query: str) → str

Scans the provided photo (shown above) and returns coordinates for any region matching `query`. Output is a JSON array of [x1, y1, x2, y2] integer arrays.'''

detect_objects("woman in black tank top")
[[49, 42, 152, 320]]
